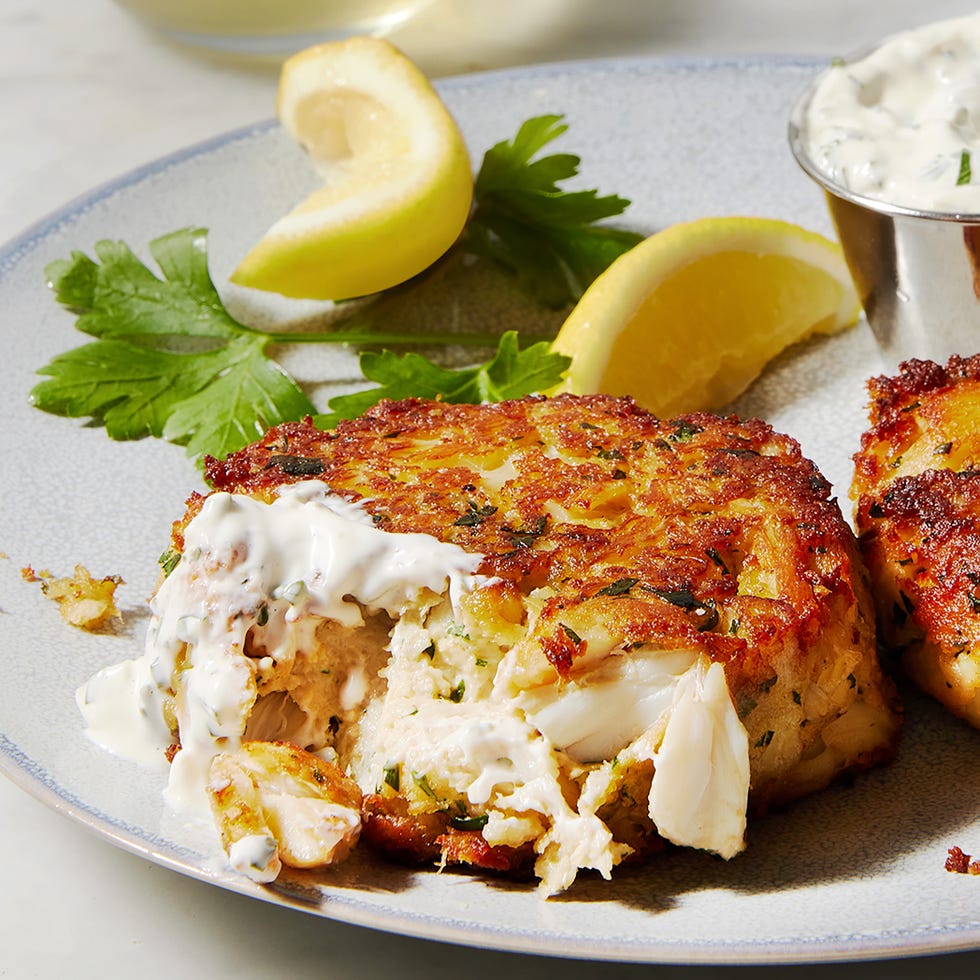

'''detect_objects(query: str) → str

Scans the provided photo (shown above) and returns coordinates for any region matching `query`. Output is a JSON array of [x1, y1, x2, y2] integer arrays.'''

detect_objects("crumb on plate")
[[23, 563, 123, 630], [945, 846, 980, 875]]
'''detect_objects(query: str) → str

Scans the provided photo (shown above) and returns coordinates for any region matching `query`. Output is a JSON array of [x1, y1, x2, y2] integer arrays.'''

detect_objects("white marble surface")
[[2, 1, 980, 976]]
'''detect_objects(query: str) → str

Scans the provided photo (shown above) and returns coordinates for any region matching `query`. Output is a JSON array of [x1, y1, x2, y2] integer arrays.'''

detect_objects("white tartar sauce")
[[802, 12, 980, 212], [77, 481, 491, 807]]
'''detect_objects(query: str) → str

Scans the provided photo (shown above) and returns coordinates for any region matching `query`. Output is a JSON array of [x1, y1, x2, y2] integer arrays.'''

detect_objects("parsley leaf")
[[32, 228, 316, 461], [464, 114, 644, 307], [315, 331, 569, 427], [160, 335, 315, 457], [45, 232, 242, 345]]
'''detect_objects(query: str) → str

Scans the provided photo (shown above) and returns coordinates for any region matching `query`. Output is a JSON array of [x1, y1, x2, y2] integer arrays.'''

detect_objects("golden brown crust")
[[853, 357, 980, 727], [854, 355, 980, 493], [359, 793, 445, 864], [359, 794, 535, 876], [203, 395, 864, 702]]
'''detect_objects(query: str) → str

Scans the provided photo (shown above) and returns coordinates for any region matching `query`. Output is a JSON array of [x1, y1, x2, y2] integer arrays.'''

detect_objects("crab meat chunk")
[[207, 740, 362, 882]]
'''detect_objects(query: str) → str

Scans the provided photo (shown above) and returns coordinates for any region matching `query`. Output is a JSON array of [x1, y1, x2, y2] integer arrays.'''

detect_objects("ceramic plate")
[[1, 56, 978, 965]]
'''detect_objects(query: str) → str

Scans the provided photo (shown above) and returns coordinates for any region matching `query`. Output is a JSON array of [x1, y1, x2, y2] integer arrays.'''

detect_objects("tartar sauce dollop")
[[77, 481, 492, 808], [801, 12, 980, 213]]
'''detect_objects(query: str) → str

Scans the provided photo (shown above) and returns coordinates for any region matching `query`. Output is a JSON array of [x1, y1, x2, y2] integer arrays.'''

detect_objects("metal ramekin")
[[789, 61, 980, 368]]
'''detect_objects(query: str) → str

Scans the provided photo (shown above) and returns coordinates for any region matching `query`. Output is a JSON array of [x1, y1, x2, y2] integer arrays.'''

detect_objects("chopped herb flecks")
[[382, 762, 401, 793], [382, 763, 400, 792], [669, 421, 703, 442], [644, 585, 720, 631], [705, 547, 730, 575], [453, 502, 498, 527], [450, 813, 489, 832], [504, 515, 548, 549], [958, 150, 972, 186], [158, 549, 181, 577], [412, 771, 438, 799], [597, 577, 639, 597], [266, 454, 325, 476]]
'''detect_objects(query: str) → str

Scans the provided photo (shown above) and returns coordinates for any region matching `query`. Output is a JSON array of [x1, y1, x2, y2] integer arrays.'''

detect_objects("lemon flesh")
[[232, 37, 473, 300], [552, 217, 860, 418]]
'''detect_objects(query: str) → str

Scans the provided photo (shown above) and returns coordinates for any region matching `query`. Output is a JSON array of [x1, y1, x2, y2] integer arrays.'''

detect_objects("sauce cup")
[[789, 45, 980, 368]]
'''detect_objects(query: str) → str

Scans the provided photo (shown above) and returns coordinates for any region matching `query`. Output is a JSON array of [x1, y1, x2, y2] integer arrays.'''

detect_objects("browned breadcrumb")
[[946, 846, 980, 875], [23, 563, 123, 630]]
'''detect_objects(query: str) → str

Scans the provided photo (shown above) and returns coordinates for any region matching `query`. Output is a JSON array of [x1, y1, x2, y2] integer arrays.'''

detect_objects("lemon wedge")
[[551, 216, 860, 417], [232, 37, 473, 300]]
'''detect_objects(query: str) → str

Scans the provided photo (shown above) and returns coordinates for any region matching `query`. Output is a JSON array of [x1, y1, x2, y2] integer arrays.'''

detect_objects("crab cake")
[[105, 395, 900, 894], [853, 355, 980, 728]]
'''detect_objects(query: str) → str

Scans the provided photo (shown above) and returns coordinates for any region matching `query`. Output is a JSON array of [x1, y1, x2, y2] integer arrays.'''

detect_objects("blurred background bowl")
[[113, 0, 433, 57]]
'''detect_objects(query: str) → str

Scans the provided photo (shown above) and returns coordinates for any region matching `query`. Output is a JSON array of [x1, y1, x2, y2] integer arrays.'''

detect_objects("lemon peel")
[[232, 36, 473, 300], [551, 216, 860, 417]]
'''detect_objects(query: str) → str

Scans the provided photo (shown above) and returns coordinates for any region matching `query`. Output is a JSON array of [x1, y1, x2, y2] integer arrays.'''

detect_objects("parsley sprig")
[[32, 114, 638, 464], [316, 331, 569, 428], [33, 230, 317, 460], [465, 114, 643, 307]]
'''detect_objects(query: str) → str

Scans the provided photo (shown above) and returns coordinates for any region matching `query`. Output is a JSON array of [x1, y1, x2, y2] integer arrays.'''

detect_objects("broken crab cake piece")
[[207, 740, 362, 883], [852, 355, 980, 728], [114, 394, 899, 894]]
